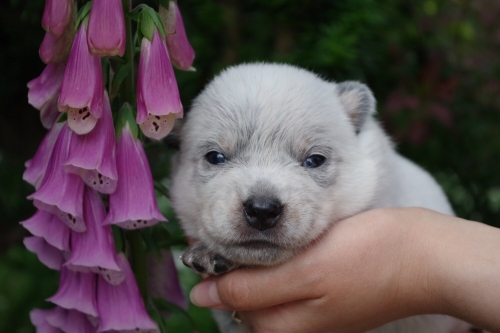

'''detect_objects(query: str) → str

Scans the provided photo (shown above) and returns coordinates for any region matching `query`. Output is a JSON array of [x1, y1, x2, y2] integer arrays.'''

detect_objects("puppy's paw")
[[180, 243, 238, 275]]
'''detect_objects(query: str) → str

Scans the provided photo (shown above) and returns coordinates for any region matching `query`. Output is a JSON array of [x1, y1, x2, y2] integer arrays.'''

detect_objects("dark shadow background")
[[1, 0, 499, 332]]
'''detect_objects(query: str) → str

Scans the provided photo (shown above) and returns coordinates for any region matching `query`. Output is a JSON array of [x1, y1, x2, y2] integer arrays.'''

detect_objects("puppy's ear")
[[164, 119, 184, 150], [336, 81, 376, 134]]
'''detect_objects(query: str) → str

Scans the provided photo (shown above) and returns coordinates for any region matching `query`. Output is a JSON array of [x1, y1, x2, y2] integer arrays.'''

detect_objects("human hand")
[[189, 208, 500, 333], [190, 208, 431, 332]]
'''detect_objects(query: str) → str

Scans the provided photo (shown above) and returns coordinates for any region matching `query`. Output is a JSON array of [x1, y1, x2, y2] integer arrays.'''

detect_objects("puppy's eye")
[[302, 155, 326, 168], [205, 151, 227, 165]]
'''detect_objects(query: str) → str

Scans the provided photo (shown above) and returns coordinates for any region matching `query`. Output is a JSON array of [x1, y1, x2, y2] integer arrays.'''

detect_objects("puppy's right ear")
[[164, 119, 184, 150], [336, 81, 376, 134]]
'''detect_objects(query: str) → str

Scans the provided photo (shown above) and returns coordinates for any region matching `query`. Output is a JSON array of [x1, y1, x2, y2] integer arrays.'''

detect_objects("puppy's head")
[[171, 63, 385, 265]]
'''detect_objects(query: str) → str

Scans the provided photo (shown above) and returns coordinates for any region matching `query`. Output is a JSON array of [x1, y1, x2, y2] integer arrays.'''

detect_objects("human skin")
[[189, 208, 500, 333]]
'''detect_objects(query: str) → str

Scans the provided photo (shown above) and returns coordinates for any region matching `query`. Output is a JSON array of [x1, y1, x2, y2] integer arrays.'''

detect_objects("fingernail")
[[190, 280, 221, 307]]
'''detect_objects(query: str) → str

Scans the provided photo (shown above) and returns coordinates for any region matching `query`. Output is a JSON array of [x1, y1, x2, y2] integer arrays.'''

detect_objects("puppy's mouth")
[[236, 239, 279, 249]]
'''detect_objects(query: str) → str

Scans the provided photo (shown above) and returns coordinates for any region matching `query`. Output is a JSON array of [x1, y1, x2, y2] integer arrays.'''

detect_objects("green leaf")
[[57, 113, 68, 123], [110, 62, 131, 100], [115, 102, 139, 140], [154, 181, 170, 199], [152, 298, 198, 331], [140, 228, 162, 259], [112, 225, 126, 253], [75, 1, 92, 29], [140, 7, 156, 41]]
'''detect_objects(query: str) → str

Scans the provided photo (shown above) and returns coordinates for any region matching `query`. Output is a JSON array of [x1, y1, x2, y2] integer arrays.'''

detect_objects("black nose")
[[243, 199, 282, 231]]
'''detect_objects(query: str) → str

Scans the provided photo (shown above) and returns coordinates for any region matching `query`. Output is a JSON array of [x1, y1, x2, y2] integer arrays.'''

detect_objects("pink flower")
[[87, 0, 126, 56], [104, 123, 166, 229], [30, 308, 64, 333], [23, 122, 64, 189], [65, 187, 124, 285], [46, 307, 97, 333], [28, 124, 86, 233], [48, 268, 99, 318], [42, 0, 73, 36], [137, 29, 182, 141], [27, 62, 66, 129], [97, 253, 158, 332], [21, 210, 70, 252], [147, 249, 188, 315], [59, 24, 104, 135], [39, 29, 74, 64], [160, 1, 195, 71], [24, 236, 65, 270], [64, 92, 118, 194]]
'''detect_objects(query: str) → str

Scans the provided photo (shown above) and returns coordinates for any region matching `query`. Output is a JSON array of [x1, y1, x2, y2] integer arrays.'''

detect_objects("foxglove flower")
[[97, 253, 158, 333], [46, 307, 97, 333], [65, 187, 124, 285], [42, 0, 73, 36], [104, 123, 166, 229], [23, 122, 63, 189], [28, 124, 86, 233], [27, 62, 66, 129], [30, 308, 63, 333], [160, 1, 195, 71], [59, 24, 104, 135], [137, 29, 182, 141], [24, 236, 65, 270], [48, 267, 98, 318], [65, 92, 118, 194], [21, 210, 70, 252], [147, 249, 188, 314], [87, 0, 126, 56], [39, 5, 76, 64]]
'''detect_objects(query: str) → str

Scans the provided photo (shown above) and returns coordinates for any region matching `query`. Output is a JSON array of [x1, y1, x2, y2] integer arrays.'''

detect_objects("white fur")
[[171, 63, 469, 333]]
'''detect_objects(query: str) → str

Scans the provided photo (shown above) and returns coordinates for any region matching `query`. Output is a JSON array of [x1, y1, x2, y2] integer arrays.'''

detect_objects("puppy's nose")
[[244, 199, 282, 231]]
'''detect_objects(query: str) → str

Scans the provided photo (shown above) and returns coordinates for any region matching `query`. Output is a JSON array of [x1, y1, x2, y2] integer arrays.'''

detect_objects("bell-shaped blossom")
[[59, 24, 104, 135], [64, 92, 117, 194], [27, 62, 66, 129], [23, 122, 63, 189], [30, 308, 64, 333], [104, 123, 166, 229], [21, 210, 70, 252], [46, 307, 97, 333], [87, 0, 125, 56], [160, 1, 195, 71], [39, 7, 76, 64], [65, 187, 124, 285], [28, 124, 86, 233], [137, 29, 182, 141], [24, 236, 64, 270], [48, 267, 98, 317], [42, 0, 72, 36], [97, 253, 158, 333], [147, 249, 188, 315]]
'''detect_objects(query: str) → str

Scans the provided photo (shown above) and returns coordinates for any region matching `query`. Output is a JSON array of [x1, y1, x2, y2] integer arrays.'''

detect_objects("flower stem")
[[127, 230, 148, 299], [121, 0, 135, 106]]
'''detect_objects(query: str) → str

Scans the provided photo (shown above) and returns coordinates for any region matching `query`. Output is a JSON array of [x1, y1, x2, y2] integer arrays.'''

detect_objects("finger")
[[191, 256, 326, 311]]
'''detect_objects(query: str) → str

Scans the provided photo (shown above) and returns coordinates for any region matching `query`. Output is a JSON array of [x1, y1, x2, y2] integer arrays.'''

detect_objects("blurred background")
[[1, 0, 499, 332]]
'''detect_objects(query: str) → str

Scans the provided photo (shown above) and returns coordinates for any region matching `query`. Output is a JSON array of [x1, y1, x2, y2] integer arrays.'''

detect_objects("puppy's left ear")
[[336, 81, 376, 134]]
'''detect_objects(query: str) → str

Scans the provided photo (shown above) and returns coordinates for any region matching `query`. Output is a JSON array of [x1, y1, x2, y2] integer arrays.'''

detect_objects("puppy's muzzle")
[[243, 198, 282, 231]]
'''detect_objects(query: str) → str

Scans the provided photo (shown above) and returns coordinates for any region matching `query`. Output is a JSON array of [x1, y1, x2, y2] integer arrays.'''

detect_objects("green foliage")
[[1, 0, 499, 332]]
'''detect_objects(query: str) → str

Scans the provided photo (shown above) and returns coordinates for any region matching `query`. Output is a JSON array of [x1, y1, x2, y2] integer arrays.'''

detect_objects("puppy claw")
[[180, 243, 237, 275]]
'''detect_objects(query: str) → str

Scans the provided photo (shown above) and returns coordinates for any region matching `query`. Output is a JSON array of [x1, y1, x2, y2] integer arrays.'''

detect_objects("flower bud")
[[160, 1, 195, 71], [87, 0, 126, 56], [42, 0, 73, 36]]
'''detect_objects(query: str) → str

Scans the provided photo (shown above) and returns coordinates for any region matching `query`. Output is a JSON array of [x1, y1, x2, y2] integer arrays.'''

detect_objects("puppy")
[[170, 63, 471, 333]]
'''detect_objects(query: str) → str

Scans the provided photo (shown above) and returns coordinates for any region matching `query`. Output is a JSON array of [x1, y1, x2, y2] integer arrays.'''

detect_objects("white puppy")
[[171, 63, 472, 333]]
